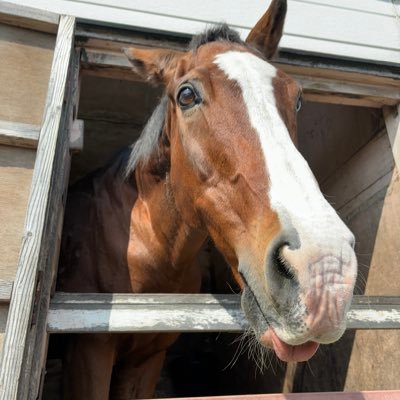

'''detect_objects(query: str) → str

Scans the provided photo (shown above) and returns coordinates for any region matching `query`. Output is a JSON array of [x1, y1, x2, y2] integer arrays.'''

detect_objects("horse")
[[57, 0, 357, 398]]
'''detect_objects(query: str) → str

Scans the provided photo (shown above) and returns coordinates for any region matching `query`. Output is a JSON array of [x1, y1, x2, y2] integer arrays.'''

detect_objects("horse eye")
[[177, 86, 198, 109], [296, 97, 302, 112]]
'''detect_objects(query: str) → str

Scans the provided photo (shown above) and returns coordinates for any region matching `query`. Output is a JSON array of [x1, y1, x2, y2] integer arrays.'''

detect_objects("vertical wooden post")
[[0, 15, 75, 400]]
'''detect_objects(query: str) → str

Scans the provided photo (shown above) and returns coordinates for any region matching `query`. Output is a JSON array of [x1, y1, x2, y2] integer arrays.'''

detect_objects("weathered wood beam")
[[0, 119, 83, 151], [0, 120, 39, 149], [0, 15, 75, 400], [80, 50, 400, 108], [47, 294, 400, 333], [0, 281, 12, 303], [0, 0, 58, 33]]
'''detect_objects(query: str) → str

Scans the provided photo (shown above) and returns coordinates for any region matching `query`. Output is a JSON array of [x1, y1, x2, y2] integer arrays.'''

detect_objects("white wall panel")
[[7, 0, 400, 65]]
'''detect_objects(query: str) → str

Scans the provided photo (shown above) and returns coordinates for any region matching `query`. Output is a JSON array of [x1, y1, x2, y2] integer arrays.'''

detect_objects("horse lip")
[[239, 273, 274, 331], [240, 280, 320, 362]]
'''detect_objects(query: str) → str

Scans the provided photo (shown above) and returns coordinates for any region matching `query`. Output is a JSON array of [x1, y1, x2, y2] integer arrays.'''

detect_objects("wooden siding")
[[0, 23, 55, 125], [5, 0, 400, 66]]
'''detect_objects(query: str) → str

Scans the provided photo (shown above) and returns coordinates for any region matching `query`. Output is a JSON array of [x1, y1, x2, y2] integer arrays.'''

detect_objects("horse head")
[[124, 0, 357, 362]]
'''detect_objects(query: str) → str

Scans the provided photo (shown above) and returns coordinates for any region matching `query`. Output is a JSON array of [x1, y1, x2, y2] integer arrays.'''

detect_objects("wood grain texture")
[[0, 120, 39, 148], [80, 50, 400, 108], [76, 24, 400, 82], [24, 47, 78, 400], [0, 15, 75, 400], [0, 0, 58, 33], [0, 23, 55, 125], [46, 294, 400, 333], [0, 145, 35, 281]]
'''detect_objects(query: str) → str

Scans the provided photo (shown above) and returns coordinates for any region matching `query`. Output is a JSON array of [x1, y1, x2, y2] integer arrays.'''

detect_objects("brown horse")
[[57, 0, 357, 398]]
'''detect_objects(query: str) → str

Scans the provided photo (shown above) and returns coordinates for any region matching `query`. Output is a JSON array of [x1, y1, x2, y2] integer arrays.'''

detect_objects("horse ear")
[[246, 0, 287, 59], [124, 47, 184, 85]]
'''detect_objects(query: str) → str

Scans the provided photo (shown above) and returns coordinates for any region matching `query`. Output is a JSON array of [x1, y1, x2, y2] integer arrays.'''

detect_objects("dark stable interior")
[[44, 74, 385, 398]]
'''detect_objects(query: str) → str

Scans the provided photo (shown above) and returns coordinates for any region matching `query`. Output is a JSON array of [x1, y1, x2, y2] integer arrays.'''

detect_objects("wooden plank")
[[0, 145, 36, 282], [0, 23, 55, 125], [0, 120, 39, 149], [0, 305, 9, 355], [25, 48, 79, 400], [0, 0, 58, 33], [80, 49, 400, 108], [47, 294, 400, 333], [298, 76, 400, 108], [321, 129, 395, 220], [156, 391, 400, 400], [274, 57, 400, 86], [76, 23, 400, 81], [0, 15, 75, 400], [383, 105, 400, 172], [0, 281, 12, 303]]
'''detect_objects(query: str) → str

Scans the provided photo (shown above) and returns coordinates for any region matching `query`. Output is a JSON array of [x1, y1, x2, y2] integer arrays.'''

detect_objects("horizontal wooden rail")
[[0, 119, 83, 151], [0, 280, 12, 302], [47, 293, 400, 333], [80, 50, 400, 108], [0, 120, 40, 149], [161, 391, 400, 400]]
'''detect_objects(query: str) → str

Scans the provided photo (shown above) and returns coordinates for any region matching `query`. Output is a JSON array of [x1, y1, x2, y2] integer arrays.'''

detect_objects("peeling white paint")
[[47, 295, 400, 333], [347, 308, 400, 326]]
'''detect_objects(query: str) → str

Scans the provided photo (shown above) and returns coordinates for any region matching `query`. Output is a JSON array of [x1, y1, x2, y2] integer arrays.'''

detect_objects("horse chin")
[[241, 283, 320, 363]]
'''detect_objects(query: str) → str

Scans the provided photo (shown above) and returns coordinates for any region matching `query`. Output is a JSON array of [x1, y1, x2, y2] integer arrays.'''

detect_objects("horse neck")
[[129, 166, 207, 292]]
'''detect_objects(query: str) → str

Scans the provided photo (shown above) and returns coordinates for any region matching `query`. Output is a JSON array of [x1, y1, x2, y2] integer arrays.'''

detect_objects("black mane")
[[126, 25, 244, 177]]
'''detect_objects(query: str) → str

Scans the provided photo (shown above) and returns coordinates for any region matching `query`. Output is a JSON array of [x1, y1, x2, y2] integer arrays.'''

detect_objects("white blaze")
[[214, 51, 355, 270]]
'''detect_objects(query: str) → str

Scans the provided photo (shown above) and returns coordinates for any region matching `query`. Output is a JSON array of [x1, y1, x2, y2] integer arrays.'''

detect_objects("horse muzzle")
[[239, 230, 357, 362]]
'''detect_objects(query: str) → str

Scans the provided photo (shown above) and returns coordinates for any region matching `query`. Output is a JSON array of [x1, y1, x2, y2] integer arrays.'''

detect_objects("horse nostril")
[[274, 243, 295, 280]]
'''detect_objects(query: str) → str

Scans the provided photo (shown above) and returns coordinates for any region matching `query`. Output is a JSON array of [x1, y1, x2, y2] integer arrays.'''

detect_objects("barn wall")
[[5, 0, 400, 65], [0, 24, 55, 125]]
